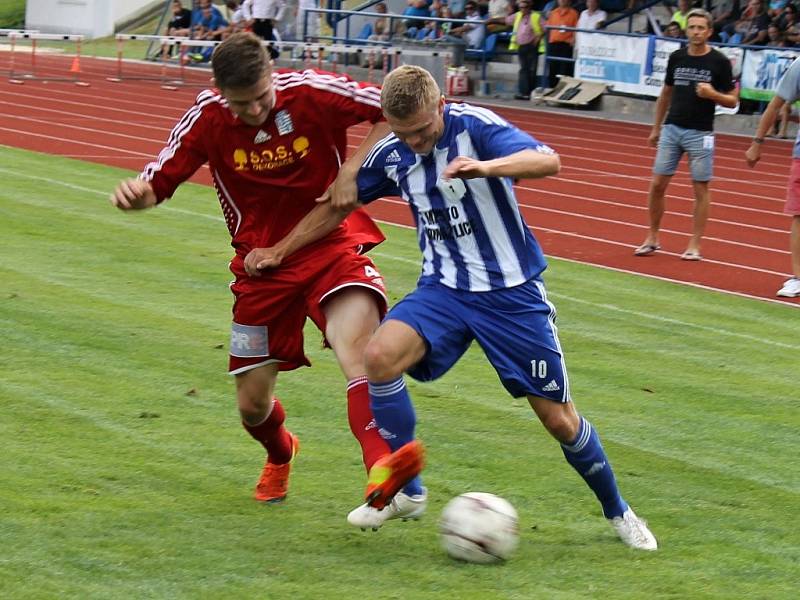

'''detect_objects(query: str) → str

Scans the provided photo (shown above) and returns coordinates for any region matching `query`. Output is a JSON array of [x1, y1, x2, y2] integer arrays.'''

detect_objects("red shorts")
[[228, 240, 387, 374], [787, 159, 800, 216]]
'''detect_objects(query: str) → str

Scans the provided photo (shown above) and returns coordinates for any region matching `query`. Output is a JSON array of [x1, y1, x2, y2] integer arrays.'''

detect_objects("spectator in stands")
[[488, 0, 544, 99], [710, 0, 739, 41], [767, 20, 787, 44], [437, 4, 457, 36], [197, 2, 230, 41], [251, 0, 283, 57], [546, 0, 579, 88], [449, 0, 467, 18], [671, 0, 692, 32], [577, 0, 607, 30], [224, 1, 250, 35], [723, 0, 769, 44], [635, 9, 738, 262], [296, 0, 320, 42], [778, 2, 800, 44], [447, 0, 487, 48], [769, 0, 788, 18], [356, 1, 392, 41], [745, 57, 800, 297], [404, 0, 435, 31], [663, 20, 684, 37], [168, 0, 193, 37], [486, 0, 513, 32], [192, 0, 224, 32], [192, 2, 230, 59], [741, 0, 770, 43]]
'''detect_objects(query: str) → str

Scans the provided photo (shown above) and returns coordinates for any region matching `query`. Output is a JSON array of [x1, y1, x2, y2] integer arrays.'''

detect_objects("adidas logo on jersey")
[[542, 379, 561, 392], [385, 149, 402, 163], [254, 129, 271, 144]]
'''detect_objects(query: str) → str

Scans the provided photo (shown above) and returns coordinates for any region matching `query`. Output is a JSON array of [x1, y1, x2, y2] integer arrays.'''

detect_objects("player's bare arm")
[[649, 85, 673, 146], [442, 149, 560, 181], [328, 121, 392, 212], [109, 178, 157, 210], [695, 82, 739, 108], [244, 199, 354, 275], [746, 95, 786, 167]]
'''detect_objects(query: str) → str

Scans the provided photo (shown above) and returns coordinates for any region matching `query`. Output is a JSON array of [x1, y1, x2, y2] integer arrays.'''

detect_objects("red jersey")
[[141, 69, 385, 267]]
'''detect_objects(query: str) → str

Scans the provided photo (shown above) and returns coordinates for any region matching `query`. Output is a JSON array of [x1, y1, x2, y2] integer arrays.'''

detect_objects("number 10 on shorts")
[[531, 359, 548, 379]]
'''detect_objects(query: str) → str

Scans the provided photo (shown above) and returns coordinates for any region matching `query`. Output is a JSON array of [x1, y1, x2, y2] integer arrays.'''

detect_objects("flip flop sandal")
[[634, 243, 660, 256]]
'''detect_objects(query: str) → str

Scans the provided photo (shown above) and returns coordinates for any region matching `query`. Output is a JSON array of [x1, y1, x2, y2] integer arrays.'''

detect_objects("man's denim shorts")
[[653, 123, 715, 182]]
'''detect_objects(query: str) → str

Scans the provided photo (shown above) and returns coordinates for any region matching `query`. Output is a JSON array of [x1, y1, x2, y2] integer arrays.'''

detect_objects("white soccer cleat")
[[777, 277, 800, 298], [608, 508, 658, 551], [347, 489, 427, 531]]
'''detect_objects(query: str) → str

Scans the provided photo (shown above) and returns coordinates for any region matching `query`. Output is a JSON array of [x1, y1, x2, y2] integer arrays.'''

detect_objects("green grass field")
[[1, 144, 797, 599], [0, 0, 24, 29]]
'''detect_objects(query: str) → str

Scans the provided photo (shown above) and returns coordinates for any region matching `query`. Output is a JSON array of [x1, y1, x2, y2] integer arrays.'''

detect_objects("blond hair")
[[381, 65, 441, 119], [686, 8, 713, 28]]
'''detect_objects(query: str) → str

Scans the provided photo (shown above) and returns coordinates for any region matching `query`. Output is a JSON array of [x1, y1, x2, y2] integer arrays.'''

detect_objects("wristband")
[[752, 137, 765, 144]]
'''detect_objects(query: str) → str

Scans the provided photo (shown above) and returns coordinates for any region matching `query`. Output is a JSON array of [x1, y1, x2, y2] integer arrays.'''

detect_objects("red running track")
[[0, 58, 797, 306]]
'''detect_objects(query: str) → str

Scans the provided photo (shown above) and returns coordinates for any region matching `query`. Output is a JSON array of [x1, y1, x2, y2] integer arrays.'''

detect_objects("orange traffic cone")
[[69, 56, 81, 73]]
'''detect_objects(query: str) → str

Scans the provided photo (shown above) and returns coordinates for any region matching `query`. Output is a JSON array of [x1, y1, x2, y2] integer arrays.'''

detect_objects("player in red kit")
[[109, 33, 400, 513]]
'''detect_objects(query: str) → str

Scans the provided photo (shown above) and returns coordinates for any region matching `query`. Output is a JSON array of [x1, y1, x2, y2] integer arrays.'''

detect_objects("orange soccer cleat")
[[364, 440, 425, 509], [254, 432, 300, 503]]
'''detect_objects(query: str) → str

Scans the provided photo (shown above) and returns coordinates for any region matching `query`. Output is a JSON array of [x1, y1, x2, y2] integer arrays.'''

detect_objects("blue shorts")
[[386, 278, 571, 402], [653, 123, 715, 182]]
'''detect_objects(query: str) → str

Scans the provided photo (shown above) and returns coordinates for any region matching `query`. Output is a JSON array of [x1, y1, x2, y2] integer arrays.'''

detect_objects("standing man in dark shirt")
[[635, 9, 738, 261], [168, 0, 193, 37]]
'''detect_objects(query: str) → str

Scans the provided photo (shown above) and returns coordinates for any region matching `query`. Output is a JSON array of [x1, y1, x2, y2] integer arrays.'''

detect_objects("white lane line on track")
[[523, 184, 790, 231], [3, 161, 796, 318]]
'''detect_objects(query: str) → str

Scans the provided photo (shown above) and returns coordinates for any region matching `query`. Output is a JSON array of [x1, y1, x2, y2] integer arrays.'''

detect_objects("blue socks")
[[561, 417, 628, 519], [368, 377, 424, 497]]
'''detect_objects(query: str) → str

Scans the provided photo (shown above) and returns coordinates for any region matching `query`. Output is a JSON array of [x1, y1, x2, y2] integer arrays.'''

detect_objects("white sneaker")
[[777, 277, 800, 297], [347, 489, 427, 531], [608, 508, 658, 551]]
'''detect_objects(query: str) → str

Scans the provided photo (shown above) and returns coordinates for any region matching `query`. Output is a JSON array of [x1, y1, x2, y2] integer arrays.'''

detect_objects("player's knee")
[[363, 338, 401, 381], [539, 410, 579, 443], [235, 375, 273, 421]]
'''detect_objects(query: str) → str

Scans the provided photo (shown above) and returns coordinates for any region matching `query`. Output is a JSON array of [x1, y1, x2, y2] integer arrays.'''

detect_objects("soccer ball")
[[439, 492, 519, 564]]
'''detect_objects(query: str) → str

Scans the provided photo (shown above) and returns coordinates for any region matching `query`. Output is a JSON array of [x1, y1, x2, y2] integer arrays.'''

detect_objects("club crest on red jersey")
[[275, 110, 294, 136]]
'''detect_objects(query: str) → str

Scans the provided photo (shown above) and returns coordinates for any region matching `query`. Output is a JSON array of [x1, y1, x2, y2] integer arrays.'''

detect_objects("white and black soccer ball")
[[439, 492, 519, 564]]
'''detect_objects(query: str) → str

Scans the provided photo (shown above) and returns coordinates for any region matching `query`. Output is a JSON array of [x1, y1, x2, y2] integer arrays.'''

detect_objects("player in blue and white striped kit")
[[246, 65, 657, 549], [346, 65, 656, 550]]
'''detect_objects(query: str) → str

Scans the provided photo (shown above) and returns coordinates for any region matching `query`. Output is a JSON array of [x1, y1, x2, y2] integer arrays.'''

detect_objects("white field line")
[[3, 161, 796, 338]]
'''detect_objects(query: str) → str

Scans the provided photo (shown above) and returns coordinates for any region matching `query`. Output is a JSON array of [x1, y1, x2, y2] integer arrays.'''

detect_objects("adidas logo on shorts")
[[542, 379, 561, 392]]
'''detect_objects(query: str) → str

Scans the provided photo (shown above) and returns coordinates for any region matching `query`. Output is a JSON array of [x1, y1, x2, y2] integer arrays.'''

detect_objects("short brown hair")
[[381, 65, 441, 119], [686, 8, 713, 28], [212, 32, 271, 90]]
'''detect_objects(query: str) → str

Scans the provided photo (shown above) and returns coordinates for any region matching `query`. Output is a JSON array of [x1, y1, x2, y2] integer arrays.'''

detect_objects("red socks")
[[347, 376, 391, 472], [242, 381, 391, 471], [242, 398, 293, 464]]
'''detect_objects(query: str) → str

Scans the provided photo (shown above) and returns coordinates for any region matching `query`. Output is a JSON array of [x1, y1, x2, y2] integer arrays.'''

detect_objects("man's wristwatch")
[[752, 137, 765, 144]]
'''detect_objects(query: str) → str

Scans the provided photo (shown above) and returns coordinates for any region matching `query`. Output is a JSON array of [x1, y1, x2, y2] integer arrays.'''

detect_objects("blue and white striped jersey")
[[357, 102, 554, 292]]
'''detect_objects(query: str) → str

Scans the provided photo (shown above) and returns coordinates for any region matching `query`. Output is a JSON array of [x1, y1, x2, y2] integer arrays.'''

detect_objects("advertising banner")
[[740, 49, 800, 101], [575, 32, 679, 97]]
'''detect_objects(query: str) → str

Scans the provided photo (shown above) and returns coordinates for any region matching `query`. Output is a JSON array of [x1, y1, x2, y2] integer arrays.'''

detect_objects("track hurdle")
[[5, 32, 89, 86], [107, 34, 186, 90]]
